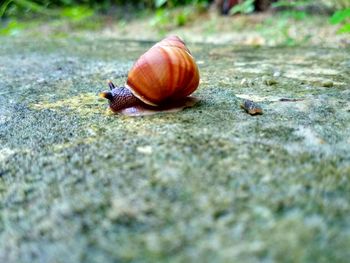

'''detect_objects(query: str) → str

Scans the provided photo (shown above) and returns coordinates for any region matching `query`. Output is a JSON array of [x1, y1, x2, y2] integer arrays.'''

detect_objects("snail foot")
[[118, 97, 199, 117]]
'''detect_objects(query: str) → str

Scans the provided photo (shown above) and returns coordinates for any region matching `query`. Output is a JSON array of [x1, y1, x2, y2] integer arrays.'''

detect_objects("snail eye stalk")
[[108, 80, 117, 90]]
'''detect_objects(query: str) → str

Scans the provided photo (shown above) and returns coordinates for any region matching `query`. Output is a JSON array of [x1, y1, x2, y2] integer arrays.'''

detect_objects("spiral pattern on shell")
[[126, 36, 200, 106]]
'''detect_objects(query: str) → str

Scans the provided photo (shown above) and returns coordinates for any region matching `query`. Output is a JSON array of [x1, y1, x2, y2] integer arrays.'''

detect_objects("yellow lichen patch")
[[51, 137, 98, 152], [30, 93, 105, 115]]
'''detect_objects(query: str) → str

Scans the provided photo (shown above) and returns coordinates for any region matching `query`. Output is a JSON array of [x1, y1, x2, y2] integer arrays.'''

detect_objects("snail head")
[[99, 80, 141, 112], [99, 80, 117, 100]]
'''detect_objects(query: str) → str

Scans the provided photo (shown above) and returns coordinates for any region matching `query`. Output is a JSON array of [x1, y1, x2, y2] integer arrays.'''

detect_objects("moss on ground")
[[0, 35, 350, 263]]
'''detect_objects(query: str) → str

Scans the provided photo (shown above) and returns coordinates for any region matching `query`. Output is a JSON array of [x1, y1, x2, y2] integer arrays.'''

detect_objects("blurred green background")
[[4, 0, 212, 18], [0, 0, 350, 46], [1, 0, 349, 20], [0, 0, 350, 50], [0, 0, 349, 44]]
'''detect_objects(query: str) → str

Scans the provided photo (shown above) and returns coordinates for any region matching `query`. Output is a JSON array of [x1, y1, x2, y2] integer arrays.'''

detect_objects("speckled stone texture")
[[0, 36, 350, 263]]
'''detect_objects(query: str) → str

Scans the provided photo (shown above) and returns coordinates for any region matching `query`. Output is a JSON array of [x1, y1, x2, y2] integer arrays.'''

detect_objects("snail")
[[99, 36, 200, 116]]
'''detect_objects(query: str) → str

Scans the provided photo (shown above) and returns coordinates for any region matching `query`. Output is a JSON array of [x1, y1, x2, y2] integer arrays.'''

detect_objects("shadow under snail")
[[99, 36, 200, 116]]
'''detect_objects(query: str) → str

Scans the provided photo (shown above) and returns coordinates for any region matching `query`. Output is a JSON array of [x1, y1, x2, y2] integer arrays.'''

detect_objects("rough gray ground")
[[0, 36, 350, 262]]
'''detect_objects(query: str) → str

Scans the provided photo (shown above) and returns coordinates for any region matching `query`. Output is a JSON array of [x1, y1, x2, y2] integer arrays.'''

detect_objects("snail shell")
[[99, 36, 200, 116], [127, 35, 199, 106]]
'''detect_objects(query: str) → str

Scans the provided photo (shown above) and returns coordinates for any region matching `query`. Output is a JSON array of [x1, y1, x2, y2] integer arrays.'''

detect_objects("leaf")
[[229, 0, 255, 15], [13, 0, 56, 15], [155, 0, 167, 8], [329, 9, 350, 25], [0, 19, 23, 35], [176, 12, 187, 26], [272, 0, 310, 8], [3, 0, 58, 16], [0, 0, 13, 17], [338, 23, 350, 34], [60, 6, 94, 22], [150, 9, 170, 28]]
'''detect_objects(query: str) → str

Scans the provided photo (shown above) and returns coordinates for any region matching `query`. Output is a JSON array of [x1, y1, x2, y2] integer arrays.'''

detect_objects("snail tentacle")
[[108, 80, 117, 90]]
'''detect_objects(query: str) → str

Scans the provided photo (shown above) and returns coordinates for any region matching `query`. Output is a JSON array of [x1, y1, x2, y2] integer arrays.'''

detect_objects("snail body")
[[100, 36, 200, 116]]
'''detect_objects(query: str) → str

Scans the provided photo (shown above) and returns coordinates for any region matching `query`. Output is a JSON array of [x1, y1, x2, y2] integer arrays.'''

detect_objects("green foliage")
[[154, 0, 209, 8], [0, 4, 96, 35], [322, 0, 350, 9], [329, 8, 350, 33], [60, 6, 93, 21], [329, 8, 350, 24], [155, 0, 167, 8], [176, 12, 186, 26], [0, 0, 14, 17], [150, 8, 171, 27], [229, 0, 255, 15], [337, 23, 350, 33], [0, 0, 211, 18], [271, 0, 312, 8], [149, 0, 207, 31], [150, 5, 192, 33], [0, 0, 57, 17], [0, 19, 24, 35], [281, 10, 307, 20], [272, 0, 350, 9]]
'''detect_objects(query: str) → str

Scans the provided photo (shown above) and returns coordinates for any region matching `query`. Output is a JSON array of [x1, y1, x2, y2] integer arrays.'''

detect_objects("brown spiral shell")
[[125, 36, 200, 106]]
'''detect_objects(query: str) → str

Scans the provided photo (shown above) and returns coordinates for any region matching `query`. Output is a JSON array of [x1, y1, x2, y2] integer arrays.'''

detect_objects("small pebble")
[[240, 78, 247, 85], [273, 71, 281, 77], [240, 100, 263, 115], [137, 146, 153, 154], [262, 76, 278, 86], [240, 78, 255, 86], [322, 80, 333, 88], [37, 78, 47, 84]]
